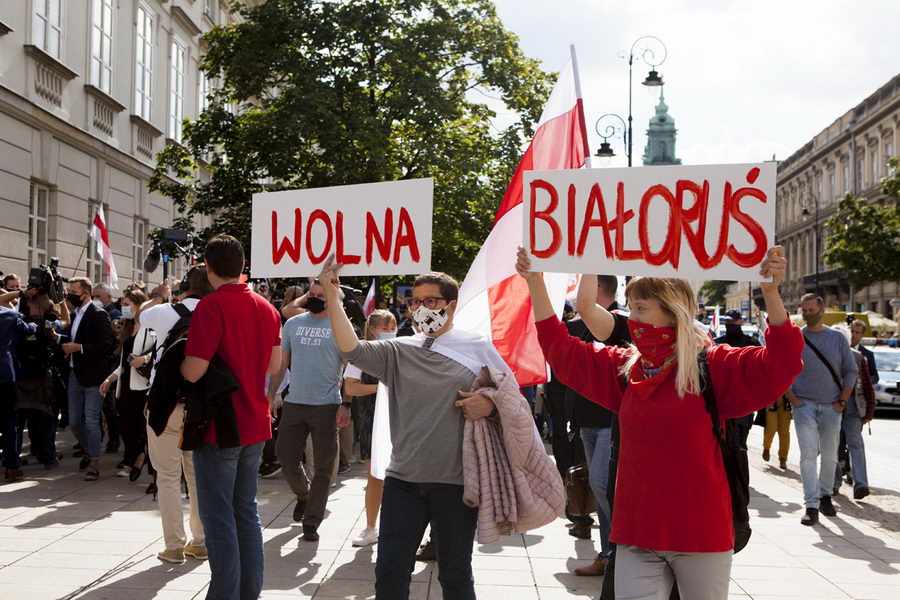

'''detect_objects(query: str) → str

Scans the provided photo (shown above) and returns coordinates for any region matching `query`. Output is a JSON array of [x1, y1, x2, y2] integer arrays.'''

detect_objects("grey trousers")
[[615, 545, 733, 600], [275, 403, 339, 527]]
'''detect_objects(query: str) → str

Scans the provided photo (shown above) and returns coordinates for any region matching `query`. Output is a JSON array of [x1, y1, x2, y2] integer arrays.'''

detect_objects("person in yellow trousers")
[[762, 396, 792, 469]]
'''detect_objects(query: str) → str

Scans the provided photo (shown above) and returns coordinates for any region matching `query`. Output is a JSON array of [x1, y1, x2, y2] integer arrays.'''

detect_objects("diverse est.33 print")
[[523, 163, 777, 282], [250, 178, 434, 278]]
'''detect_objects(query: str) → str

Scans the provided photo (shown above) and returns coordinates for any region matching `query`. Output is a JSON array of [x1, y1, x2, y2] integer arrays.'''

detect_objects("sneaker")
[[84, 467, 100, 481], [415, 539, 436, 561], [302, 524, 319, 542], [259, 463, 282, 479], [337, 462, 351, 475], [117, 467, 131, 478], [819, 495, 837, 517], [183, 540, 208, 560], [568, 523, 592, 540], [801, 508, 819, 526], [352, 526, 379, 547], [293, 498, 307, 522], [79, 456, 91, 471], [157, 547, 185, 564], [762, 448, 770, 462], [854, 486, 871, 500]]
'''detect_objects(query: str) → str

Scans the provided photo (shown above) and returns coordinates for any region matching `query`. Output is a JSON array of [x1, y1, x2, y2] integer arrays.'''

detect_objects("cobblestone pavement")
[[0, 416, 898, 599]]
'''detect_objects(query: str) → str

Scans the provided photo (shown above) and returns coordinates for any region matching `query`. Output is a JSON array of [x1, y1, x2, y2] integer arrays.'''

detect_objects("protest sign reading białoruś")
[[523, 163, 776, 281], [250, 178, 433, 278]]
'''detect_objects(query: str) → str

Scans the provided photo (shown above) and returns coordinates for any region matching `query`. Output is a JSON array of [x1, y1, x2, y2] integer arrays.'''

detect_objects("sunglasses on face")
[[405, 297, 446, 310]]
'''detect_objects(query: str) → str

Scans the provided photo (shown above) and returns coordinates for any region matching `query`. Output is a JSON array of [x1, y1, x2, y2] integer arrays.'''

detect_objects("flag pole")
[[570, 44, 592, 169], [71, 237, 89, 279]]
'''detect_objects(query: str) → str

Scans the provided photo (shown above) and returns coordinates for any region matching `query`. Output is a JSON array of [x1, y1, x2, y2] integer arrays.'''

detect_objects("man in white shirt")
[[139, 265, 214, 564]]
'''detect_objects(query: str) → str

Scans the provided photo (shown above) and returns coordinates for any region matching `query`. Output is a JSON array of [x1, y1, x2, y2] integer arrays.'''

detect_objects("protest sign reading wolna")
[[523, 163, 776, 281], [250, 178, 433, 278]]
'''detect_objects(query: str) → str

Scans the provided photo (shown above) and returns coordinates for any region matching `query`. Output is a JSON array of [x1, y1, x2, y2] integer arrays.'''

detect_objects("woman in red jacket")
[[515, 246, 803, 600]]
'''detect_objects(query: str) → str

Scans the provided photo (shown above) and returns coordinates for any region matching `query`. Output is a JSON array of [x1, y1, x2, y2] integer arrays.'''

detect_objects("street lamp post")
[[594, 113, 627, 162], [800, 193, 820, 296]]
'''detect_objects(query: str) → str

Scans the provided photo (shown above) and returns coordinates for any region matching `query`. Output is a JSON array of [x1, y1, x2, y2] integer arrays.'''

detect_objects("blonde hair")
[[621, 277, 711, 398], [364, 309, 397, 341]]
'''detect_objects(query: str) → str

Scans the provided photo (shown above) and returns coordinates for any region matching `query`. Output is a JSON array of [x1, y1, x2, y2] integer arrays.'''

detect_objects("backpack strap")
[[697, 347, 725, 446]]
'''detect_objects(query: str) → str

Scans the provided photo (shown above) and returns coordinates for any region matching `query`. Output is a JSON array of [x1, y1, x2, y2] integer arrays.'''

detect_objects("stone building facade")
[[0, 0, 241, 289], [775, 73, 899, 317]]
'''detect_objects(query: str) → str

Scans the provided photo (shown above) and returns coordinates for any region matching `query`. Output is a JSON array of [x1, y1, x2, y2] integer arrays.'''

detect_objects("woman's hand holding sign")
[[758, 245, 788, 326]]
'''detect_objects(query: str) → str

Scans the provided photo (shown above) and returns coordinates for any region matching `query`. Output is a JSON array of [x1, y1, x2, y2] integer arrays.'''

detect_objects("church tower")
[[642, 87, 681, 165]]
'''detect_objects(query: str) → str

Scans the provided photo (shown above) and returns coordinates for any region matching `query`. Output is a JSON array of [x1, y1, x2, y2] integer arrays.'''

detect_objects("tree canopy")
[[822, 157, 900, 290], [149, 0, 555, 283]]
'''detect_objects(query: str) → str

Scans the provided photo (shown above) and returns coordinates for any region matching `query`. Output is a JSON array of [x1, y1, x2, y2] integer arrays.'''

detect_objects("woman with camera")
[[100, 286, 156, 482]]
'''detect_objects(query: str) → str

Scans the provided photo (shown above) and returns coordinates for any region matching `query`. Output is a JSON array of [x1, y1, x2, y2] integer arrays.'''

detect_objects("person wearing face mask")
[[60, 277, 117, 481], [319, 258, 515, 600], [99, 288, 156, 482], [785, 294, 858, 526], [517, 246, 803, 600], [267, 280, 351, 542], [343, 309, 398, 548], [92, 284, 123, 320], [713, 310, 761, 451]]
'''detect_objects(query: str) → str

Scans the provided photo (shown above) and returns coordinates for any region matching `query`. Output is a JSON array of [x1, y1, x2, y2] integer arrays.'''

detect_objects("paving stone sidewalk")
[[0, 425, 898, 599]]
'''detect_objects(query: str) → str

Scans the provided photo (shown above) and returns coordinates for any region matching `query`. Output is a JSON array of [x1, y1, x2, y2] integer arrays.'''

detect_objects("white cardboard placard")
[[250, 178, 433, 277], [523, 163, 776, 281]]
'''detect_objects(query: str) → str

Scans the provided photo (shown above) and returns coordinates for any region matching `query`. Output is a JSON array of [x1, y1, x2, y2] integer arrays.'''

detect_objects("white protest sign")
[[250, 178, 433, 277], [523, 163, 776, 281]]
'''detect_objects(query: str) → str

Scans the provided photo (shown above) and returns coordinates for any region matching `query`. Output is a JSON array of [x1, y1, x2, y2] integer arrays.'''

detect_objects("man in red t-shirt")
[[181, 234, 282, 600]]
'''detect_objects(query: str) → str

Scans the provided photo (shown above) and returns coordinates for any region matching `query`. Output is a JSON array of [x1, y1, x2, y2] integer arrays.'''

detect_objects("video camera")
[[144, 228, 195, 279], [27, 257, 67, 304]]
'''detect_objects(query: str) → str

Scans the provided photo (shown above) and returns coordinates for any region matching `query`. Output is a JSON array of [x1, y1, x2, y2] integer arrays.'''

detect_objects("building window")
[[872, 151, 879, 185], [90, 0, 113, 93], [169, 38, 186, 142], [842, 163, 849, 194], [132, 219, 147, 283], [33, 0, 62, 59], [28, 183, 49, 269], [204, 0, 216, 22], [828, 172, 834, 201], [857, 157, 866, 191], [86, 202, 109, 285], [198, 69, 210, 114], [888, 141, 894, 161], [134, 4, 154, 121]]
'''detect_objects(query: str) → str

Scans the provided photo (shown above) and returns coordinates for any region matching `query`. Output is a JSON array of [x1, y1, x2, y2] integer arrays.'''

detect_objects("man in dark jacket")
[[0, 302, 38, 480], [714, 310, 760, 450], [61, 277, 116, 481]]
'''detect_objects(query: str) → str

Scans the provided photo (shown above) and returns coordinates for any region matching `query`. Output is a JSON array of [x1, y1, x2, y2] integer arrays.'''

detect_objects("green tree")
[[149, 0, 554, 283], [822, 184, 900, 290], [698, 280, 733, 306]]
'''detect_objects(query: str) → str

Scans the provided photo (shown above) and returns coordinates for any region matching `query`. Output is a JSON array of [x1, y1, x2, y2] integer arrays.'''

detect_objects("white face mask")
[[121, 306, 135, 320], [378, 331, 397, 341], [411, 305, 450, 335], [92, 299, 104, 309]]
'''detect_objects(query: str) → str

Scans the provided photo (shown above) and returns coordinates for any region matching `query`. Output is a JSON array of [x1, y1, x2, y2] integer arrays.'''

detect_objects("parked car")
[[714, 324, 764, 345], [865, 343, 900, 409]]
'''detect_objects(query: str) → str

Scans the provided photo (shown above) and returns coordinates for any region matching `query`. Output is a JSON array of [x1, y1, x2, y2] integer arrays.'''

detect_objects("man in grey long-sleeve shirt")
[[319, 259, 506, 600], [786, 294, 857, 526]]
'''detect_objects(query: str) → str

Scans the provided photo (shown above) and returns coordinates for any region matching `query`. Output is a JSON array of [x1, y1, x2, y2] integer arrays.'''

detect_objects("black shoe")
[[146, 481, 158, 495], [819, 495, 837, 517], [79, 456, 91, 471], [302, 525, 319, 542], [415, 539, 436, 561], [259, 463, 282, 479], [293, 498, 307, 522], [337, 462, 351, 475], [801, 508, 819, 526], [568, 523, 592, 540], [129, 462, 144, 482], [854, 486, 870, 500]]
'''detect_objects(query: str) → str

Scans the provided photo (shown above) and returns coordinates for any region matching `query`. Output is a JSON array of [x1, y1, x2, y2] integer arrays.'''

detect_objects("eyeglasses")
[[405, 297, 446, 310]]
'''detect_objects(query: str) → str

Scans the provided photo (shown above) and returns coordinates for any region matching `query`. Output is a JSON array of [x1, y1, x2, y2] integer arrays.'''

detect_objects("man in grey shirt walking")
[[319, 256, 508, 600], [786, 294, 857, 526]]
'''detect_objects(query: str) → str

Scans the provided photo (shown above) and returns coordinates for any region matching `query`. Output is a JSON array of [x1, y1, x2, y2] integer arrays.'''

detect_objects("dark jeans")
[[376, 477, 477, 600], [193, 442, 265, 600], [275, 403, 338, 527], [102, 388, 120, 448], [16, 409, 57, 466], [546, 390, 579, 478], [261, 407, 281, 466], [0, 383, 18, 469], [116, 388, 148, 467]]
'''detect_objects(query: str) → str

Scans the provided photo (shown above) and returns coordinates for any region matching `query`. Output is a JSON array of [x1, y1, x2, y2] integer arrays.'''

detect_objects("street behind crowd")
[[1, 417, 898, 600]]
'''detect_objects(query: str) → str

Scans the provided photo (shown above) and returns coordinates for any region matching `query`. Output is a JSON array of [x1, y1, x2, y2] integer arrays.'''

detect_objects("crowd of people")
[[0, 239, 885, 600]]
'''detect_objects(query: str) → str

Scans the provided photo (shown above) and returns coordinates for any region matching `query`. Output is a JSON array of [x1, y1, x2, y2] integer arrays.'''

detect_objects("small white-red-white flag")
[[363, 279, 377, 317], [711, 306, 721, 333], [90, 205, 118, 289], [454, 45, 591, 386]]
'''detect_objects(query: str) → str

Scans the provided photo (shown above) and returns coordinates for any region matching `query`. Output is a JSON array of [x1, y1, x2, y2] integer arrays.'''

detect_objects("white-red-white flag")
[[455, 46, 591, 386], [363, 279, 377, 317], [90, 205, 118, 289]]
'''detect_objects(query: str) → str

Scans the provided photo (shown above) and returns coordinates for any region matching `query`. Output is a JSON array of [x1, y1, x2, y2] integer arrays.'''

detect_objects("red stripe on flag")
[[92, 213, 111, 249], [487, 275, 547, 386]]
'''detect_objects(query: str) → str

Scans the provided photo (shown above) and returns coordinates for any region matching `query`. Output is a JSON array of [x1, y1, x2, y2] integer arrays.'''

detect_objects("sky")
[[489, 0, 900, 168]]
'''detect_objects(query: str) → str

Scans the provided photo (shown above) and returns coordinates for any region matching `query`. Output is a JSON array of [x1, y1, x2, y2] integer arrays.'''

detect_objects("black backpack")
[[696, 347, 752, 553]]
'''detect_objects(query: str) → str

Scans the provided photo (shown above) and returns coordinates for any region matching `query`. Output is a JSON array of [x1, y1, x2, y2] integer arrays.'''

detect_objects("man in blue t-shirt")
[[267, 281, 349, 542]]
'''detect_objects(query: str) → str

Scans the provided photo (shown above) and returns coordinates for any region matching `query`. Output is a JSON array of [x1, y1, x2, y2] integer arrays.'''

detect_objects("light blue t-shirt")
[[281, 313, 343, 406]]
